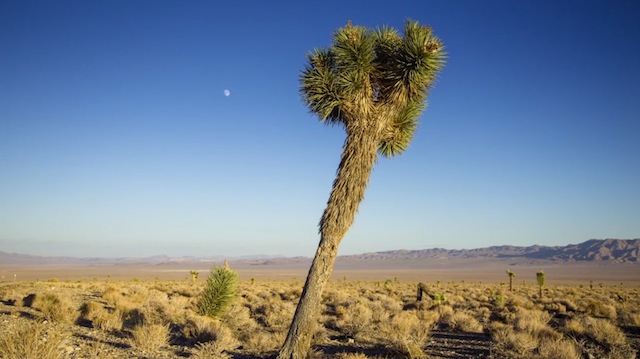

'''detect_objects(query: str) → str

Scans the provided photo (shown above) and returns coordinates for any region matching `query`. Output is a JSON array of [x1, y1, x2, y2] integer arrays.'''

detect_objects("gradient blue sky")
[[1, 1, 638, 258]]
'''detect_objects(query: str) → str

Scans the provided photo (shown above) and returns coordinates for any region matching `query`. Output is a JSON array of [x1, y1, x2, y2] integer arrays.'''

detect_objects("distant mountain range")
[[342, 238, 640, 263], [1, 239, 638, 266]]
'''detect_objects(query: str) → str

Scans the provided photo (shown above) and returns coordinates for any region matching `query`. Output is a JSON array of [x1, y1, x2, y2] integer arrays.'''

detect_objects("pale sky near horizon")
[[1, 1, 639, 258]]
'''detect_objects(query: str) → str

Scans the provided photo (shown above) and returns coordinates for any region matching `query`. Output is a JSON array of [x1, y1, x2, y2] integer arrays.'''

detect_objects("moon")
[[223, 89, 230, 97]]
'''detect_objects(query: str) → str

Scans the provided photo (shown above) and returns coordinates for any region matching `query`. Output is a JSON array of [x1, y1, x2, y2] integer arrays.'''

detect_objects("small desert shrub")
[[244, 331, 286, 353], [441, 311, 483, 333], [509, 294, 535, 310], [186, 318, 239, 358], [335, 301, 374, 339], [254, 300, 296, 331], [492, 326, 538, 358], [580, 298, 618, 320], [221, 302, 259, 342], [131, 323, 170, 354], [79, 300, 103, 319], [137, 297, 173, 325], [537, 338, 581, 359], [197, 263, 238, 318], [32, 293, 77, 324], [78, 300, 115, 329], [514, 309, 554, 335], [0, 287, 23, 307], [191, 341, 232, 359], [564, 316, 634, 359], [436, 304, 454, 319], [379, 311, 432, 358], [101, 286, 122, 304], [620, 310, 640, 327], [0, 320, 66, 359], [581, 317, 627, 346], [183, 315, 238, 347], [93, 307, 124, 332]]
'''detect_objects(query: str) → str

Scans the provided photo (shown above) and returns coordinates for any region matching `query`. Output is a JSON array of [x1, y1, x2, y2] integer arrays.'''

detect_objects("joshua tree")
[[536, 270, 546, 298], [196, 261, 238, 319], [506, 270, 515, 292], [278, 20, 445, 359], [416, 282, 431, 302], [190, 270, 199, 283]]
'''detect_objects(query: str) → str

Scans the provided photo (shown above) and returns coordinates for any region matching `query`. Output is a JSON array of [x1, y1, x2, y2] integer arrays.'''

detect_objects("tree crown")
[[300, 19, 446, 157]]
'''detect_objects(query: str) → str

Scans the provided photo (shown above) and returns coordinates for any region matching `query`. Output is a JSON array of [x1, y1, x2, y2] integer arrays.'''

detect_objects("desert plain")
[[1, 256, 639, 358]]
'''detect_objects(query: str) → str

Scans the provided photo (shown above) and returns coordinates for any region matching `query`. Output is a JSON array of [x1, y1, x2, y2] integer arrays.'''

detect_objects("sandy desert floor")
[[2, 258, 639, 285], [1, 260, 639, 358]]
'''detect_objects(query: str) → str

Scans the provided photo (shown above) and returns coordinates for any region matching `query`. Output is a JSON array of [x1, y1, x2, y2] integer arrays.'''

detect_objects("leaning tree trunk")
[[278, 125, 380, 359]]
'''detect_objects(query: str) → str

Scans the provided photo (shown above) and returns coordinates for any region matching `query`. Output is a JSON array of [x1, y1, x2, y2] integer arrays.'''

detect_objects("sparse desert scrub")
[[333, 299, 374, 339], [31, 292, 77, 324], [492, 325, 539, 358], [78, 300, 123, 331], [512, 308, 560, 340], [563, 315, 635, 359], [131, 322, 171, 354], [0, 286, 24, 307], [0, 320, 67, 359], [378, 310, 435, 358], [620, 308, 640, 327], [0, 277, 639, 358], [439, 309, 484, 333], [182, 314, 239, 350], [536, 338, 582, 359]]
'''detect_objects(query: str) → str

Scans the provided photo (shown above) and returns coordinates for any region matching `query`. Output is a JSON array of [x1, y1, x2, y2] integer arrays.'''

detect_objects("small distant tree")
[[416, 282, 430, 302], [536, 271, 546, 298], [506, 270, 515, 292], [190, 270, 199, 283], [196, 261, 238, 318]]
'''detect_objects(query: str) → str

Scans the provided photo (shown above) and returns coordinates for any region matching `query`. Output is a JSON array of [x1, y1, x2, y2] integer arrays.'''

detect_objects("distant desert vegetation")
[[1, 239, 639, 358], [1, 266, 639, 358]]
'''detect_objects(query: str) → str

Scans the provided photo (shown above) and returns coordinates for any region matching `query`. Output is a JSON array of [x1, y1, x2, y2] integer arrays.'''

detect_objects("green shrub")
[[196, 262, 238, 318]]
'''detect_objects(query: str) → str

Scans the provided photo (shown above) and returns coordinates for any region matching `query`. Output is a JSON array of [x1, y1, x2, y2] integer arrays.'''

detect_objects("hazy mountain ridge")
[[346, 238, 639, 263], [1, 239, 638, 265]]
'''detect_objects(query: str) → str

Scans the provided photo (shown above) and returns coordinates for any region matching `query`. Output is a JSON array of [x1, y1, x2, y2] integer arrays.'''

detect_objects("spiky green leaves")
[[397, 20, 446, 100], [300, 19, 446, 155], [196, 263, 238, 319], [332, 23, 376, 99], [301, 49, 342, 123], [378, 100, 425, 157]]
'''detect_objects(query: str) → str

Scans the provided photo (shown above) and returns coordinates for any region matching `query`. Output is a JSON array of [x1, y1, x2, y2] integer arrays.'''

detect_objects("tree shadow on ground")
[[73, 333, 131, 350], [425, 330, 492, 359]]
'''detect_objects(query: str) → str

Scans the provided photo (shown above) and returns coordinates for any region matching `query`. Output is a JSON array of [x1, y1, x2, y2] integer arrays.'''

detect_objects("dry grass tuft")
[[439, 309, 483, 333], [0, 320, 67, 359], [379, 310, 433, 358], [131, 322, 170, 354], [334, 300, 374, 339], [492, 326, 538, 358], [183, 315, 239, 348], [32, 292, 77, 324], [564, 316, 635, 359], [1, 278, 638, 358], [187, 317, 239, 358]]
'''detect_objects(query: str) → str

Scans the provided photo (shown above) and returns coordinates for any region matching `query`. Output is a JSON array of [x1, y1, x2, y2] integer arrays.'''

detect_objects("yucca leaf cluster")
[[196, 263, 238, 318], [300, 19, 446, 157]]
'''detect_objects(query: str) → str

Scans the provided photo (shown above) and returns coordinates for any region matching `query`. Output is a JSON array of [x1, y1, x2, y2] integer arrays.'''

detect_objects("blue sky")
[[1, 1, 638, 258]]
